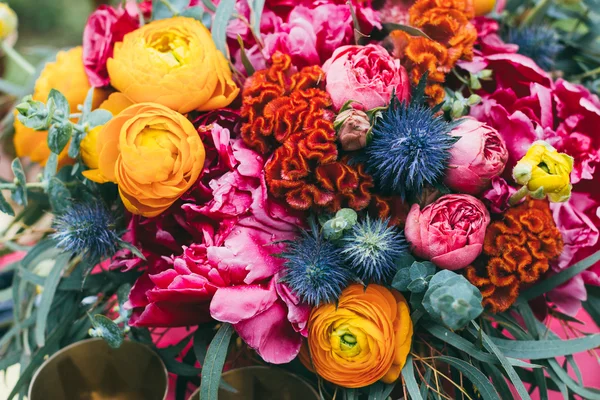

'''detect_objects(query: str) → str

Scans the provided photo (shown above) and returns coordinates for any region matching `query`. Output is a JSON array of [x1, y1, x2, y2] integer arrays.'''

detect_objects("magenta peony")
[[82, 2, 139, 87], [125, 123, 309, 364], [444, 117, 508, 195], [404, 194, 490, 270], [322, 44, 410, 110], [482, 176, 518, 214], [227, 0, 380, 72]]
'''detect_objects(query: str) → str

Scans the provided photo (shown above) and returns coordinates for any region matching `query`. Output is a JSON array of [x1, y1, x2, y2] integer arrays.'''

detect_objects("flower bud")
[[0, 3, 17, 41], [335, 108, 371, 151], [15, 101, 31, 116], [473, 0, 496, 16]]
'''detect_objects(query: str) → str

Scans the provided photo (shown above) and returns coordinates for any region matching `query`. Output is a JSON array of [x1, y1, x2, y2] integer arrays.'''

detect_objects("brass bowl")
[[187, 366, 319, 400], [29, 338, 168, 400]]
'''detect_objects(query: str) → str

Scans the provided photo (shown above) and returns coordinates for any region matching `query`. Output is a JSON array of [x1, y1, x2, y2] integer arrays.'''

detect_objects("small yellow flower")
[[512, 141, 573, 203], [0, 3, 17, 40]]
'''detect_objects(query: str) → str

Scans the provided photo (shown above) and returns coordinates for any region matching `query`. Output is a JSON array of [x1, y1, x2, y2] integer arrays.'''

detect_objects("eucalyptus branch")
[[0, 41, 35, 76]]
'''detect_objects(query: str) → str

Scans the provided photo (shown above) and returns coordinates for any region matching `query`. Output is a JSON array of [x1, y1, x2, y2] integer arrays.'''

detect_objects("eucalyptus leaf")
[[11, 158, 27, 206], [546, 359, 600, 399], [391, 268, 411, 291], [202, 0, 217, 12], [47, 122, 73, 155], [486, 332, 600, 359], [44, 153, 58, 181], [436, 356, 500, 400], [249, 0, 265, 41], [474, 323, 531, 400], [35, 253, 70, 347], [401, 356, 423, 400], [200, 323, 234, 400], [47, 178, 72, 214], [236, 35, 256, 76], [0, 191, 14, 216], [85, 109, 112, 128], [92, 314, 124, 348], [180, 5, 204, 20], [394, 252, 416, 269], [212, 0, 236, 57], [47, 89, 69, 120]]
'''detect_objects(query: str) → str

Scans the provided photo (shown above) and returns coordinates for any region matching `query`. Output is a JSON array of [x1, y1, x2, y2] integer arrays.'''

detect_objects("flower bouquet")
[[1, 0, 600, 399]]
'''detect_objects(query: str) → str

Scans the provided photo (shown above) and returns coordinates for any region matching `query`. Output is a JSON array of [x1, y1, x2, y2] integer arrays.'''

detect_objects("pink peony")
[[547, 193, 600, 315], [125, 123, 309, 364], [404, 194, 490, 270], [444, 117, 508, 195], [322, 44, 410, 110], [228, 0, 380, 72], [82, 2, 140, 87]]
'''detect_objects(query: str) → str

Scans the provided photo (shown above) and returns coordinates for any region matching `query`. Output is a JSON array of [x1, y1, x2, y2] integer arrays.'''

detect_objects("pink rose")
[[404, 194, 490, 270], [83, 2, 140, 87], [322, 44, 410, 110], [444, 117, 508, 194]]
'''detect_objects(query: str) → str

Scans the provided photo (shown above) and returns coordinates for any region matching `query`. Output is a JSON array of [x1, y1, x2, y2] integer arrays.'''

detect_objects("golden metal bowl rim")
[[186, 365, 320, 400], [28, 337, 169, 400]]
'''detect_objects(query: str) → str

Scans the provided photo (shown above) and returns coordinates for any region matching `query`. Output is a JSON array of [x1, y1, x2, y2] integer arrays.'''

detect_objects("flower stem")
[[0, 41, 35, 76], [0, 181, 46, 190], [509, 185, 529, 206]]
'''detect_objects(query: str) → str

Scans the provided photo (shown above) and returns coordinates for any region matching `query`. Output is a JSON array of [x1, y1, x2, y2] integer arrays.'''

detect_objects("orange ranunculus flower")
[[82, 102, 205, 217], [13, 47, 107, 166], [308, 284, 413, 388], [107, 17, 239, 114]]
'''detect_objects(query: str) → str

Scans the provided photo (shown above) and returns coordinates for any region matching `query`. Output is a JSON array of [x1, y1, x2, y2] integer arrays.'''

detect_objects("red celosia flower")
[[465, 198, 563, 313], [241, 52, 374, 212]]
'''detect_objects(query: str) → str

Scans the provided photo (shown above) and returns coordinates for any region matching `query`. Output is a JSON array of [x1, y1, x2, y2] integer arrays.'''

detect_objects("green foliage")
[[152, 0, 205, 22], [321, 208, 358, 240], [392, 261, 436, 293], [421, 270, 483, 330], [200, 323, 234, 400], [211, 0, 236, 57]]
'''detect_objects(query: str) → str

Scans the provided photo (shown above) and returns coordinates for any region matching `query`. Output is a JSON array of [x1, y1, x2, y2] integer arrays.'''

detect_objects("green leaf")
[[236, 35, 256, 76], [249, 0, 265, 41], [395, 252, 416, 269], [212, 0, 236, 58], [522, 0, 552, 26], [436, 356, 501, 400], [583, 285, 600, 327], [474, 323, 531, 400], [81, 87, 94, 120], [391, 268, 411, 291], [200, 322, 234, 400], [0, 191, 14, 216], [422, 322, 541, 368], [47, 89, 69, 120], [11, 158, 27, 206], [85, 108, 112, 128], [546, 359, 600, 399], [521, 249, 600, 300], [193, 324, 214, 366], [344, 389, 357, 400], [482, 364, 515, 400], [382, 23, 432, 40], [202, 0, 217, 12], [47, 122, 73, 154], [180, 5, 204, 20], [44, 153, 58, 180], [485, 332, 600, 359], [47, 178, 72, 214], [401, 356, 423, 400], [152, 0, 189, 20], [34, 253, 70, 347], [92, 314, 124, 348], [367, 382, 395, 400]]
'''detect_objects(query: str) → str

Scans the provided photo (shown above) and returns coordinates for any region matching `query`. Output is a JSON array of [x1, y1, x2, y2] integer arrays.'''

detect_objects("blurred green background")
[[4, 0, 111, 84]]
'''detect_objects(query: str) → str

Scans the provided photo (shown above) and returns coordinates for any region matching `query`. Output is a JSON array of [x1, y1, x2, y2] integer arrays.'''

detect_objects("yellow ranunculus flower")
[[82, 102, 205, 218], [473, 0, 496, 16], [13, 47, 108, 166], [107, 17, 239, 114], [512, 140, 573, 203], [0, 3, 17, 40], [308, 284, 413, 388]]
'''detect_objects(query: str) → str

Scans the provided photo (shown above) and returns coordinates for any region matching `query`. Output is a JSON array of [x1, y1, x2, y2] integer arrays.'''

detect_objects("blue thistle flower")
[[504, 25, 563, 71], [280, 220, 352, 306], [52, 202, 120, 262], [362, 95, 458, 199], [341, 216, 408, 284]]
